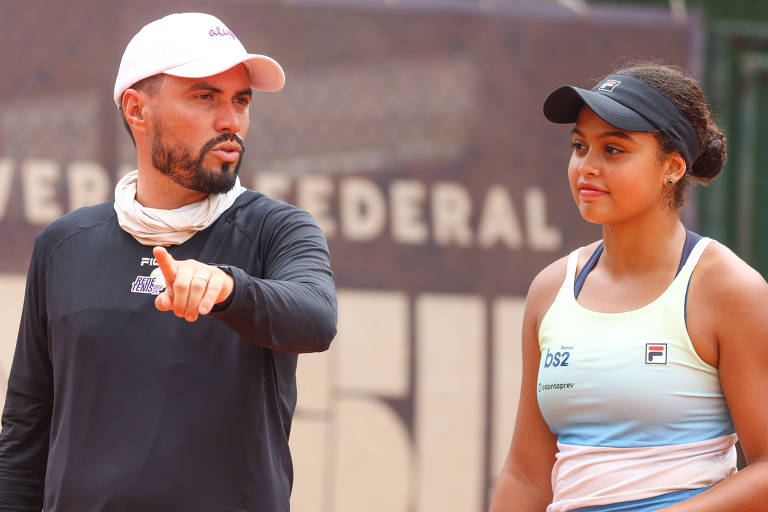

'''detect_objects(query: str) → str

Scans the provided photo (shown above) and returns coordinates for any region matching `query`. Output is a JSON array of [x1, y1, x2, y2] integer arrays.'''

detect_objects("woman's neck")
[[599, 211, 687, 278]]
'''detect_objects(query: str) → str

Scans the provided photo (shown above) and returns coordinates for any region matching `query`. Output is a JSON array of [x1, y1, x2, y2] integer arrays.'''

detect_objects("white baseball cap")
[[114, 12, 285, 106]]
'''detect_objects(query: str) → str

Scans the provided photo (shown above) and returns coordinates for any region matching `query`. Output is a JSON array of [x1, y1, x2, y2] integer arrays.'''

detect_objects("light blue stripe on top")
[[555, 421, 735, 448], [570, 487, 709, 511]]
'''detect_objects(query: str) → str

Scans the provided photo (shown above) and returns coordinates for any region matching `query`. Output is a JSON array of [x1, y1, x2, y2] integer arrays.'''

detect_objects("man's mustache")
[[201, 133, 245, 156]]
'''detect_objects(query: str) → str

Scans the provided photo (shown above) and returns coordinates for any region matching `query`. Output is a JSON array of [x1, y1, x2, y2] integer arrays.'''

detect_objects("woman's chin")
[[577, 205, 610, 225]]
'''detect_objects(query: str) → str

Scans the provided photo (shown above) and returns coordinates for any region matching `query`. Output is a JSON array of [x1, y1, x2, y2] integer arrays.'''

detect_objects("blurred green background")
[[590, 0, 768, 22]]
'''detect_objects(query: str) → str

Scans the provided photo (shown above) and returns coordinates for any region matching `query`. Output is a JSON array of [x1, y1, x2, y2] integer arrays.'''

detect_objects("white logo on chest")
[[130, 267, 166, 295]]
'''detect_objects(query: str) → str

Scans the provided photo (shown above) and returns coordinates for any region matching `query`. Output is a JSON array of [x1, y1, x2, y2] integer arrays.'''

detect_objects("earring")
[[666, 178, 675, 185]]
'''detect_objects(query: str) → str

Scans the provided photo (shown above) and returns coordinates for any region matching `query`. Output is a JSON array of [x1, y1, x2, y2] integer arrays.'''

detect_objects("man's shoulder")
[[36, 200, 116, 248], [229, 190, 318, 230]]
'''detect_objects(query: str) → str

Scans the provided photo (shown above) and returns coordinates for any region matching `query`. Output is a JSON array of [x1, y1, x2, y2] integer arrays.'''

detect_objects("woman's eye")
[[605, 145, 623, 155], [570, 141, 586, 152]]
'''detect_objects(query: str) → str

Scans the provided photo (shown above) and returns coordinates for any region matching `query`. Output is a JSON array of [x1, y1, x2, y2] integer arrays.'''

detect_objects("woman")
[[489, 63, 768, 511]]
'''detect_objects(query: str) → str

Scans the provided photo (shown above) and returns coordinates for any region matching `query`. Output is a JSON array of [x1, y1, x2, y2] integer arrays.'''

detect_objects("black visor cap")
[[542, 74, 701, 167], [543, 85, 655, 132]]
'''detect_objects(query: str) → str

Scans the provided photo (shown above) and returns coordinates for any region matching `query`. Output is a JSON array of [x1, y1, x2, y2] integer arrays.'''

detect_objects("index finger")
[[153, 246, 178, 284]]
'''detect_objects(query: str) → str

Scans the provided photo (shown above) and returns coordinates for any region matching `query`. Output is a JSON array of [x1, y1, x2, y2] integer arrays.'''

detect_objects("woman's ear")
[[664, 151, 687, 185]]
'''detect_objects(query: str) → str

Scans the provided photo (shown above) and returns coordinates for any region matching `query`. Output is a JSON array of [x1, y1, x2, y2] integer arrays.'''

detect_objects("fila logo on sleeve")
[[645, 343, 668, 364]]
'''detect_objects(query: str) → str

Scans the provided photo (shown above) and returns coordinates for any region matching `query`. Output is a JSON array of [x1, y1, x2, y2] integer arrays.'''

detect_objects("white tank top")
[[537, 237, 736, 512]]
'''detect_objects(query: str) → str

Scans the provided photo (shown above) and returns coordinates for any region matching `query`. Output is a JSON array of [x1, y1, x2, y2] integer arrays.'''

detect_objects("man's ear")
[[122, 89, 149, 137]]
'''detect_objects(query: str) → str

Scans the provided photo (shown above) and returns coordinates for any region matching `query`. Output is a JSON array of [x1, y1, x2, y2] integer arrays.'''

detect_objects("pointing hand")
[[152, 246, 234, 322]]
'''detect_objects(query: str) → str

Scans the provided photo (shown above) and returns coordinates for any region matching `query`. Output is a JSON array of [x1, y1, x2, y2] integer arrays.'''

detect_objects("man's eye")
[[198, 93, 213, 100]]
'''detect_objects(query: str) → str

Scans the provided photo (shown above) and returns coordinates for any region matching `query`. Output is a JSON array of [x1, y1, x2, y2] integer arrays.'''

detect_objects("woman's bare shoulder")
[[695, 240, 767, 301], [526, 241, 599, 322]]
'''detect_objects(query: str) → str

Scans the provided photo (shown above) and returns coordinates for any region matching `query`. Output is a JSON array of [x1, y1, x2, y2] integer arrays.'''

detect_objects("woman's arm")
[[660, 243, 768, 511], [489, 258, 565, 512]]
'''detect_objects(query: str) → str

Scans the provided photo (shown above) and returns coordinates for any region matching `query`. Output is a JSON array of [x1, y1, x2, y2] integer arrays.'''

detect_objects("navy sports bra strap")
[[676, 230, 703, 277], [574, 242, 604, 298], [574, 230, 702, 299]]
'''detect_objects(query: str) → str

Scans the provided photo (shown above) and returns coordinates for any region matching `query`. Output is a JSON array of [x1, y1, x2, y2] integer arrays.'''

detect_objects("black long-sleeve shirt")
[[0, 191, 337, 511]]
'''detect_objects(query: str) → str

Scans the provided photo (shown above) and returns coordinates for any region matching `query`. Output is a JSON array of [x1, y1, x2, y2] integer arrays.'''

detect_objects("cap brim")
[[543, 85, 654, 132], [164, 54, 285, 92]]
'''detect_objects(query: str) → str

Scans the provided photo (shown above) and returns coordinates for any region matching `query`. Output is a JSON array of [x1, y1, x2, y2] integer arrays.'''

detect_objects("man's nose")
[[215, 103, 244, 134]]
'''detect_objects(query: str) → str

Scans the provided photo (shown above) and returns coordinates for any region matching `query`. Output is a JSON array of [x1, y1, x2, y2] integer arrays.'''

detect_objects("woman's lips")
[[578, 182, 608, 199]]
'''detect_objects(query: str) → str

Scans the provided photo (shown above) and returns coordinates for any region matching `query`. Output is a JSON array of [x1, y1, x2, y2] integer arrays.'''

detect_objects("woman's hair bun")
[[690, 124, 726, 182]]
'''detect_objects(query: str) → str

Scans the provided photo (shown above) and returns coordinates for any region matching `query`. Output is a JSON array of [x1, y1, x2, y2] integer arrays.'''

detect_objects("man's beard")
[[151, 127, 245, 194]]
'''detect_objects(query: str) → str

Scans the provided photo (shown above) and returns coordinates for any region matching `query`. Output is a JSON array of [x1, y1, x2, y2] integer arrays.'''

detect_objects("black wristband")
[[211, 264, 235, 312], [214, 264, 233, 276]]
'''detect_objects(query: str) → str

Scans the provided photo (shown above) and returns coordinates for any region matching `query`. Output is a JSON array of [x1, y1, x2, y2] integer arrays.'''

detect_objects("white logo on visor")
[[598, 79, 621, 92]]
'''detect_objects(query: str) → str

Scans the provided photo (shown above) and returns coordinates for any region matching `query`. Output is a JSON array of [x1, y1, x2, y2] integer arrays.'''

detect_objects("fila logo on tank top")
[[537, 233, 736, 512]]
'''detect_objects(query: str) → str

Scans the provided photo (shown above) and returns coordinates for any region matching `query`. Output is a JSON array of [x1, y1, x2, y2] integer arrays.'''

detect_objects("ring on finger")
[[193, 273, 209, 281]]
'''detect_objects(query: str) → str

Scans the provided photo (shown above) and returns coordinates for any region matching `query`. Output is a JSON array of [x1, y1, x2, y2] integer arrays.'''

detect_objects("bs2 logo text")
[[543, 349, 570, 368]]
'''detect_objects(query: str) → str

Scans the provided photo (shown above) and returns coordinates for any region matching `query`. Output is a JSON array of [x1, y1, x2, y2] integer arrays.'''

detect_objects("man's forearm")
[[213, 265, 337, 353]]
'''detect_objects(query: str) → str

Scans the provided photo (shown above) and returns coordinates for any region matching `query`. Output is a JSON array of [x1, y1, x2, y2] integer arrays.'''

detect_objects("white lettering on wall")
[[251, 176, 562, 251], [254, 172, 291, 203], [297, 176, 337, 237], [67, 161, 110, 211], [0, 159, 13, 221], [390, 180, 428, 244], [526, 187, 562, 251], [340, 178, 387, 242], [22, 159, 62, 225], [432, 181, 473, 247], [477, 185, 523, 249], [1, 158, 564, 254]]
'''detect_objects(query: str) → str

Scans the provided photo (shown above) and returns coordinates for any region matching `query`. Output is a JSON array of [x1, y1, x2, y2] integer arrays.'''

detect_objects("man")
[[0, 12, 337, 511]]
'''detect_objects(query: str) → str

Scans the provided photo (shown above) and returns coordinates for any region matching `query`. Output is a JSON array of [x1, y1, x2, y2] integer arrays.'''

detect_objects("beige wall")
[[290, 290, 524, 511], [0, 275, 26, 412]]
